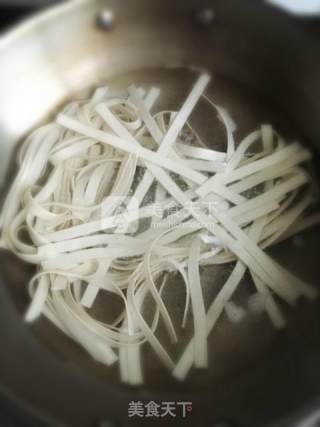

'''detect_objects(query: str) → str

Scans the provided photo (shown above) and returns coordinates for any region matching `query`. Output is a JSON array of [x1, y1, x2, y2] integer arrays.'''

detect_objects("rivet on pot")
[[97, 9, 115, 31], [195, 7, 215, 26]]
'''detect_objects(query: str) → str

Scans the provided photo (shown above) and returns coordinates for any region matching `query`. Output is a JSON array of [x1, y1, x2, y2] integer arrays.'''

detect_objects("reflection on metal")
[[267, 0, 320, 15]]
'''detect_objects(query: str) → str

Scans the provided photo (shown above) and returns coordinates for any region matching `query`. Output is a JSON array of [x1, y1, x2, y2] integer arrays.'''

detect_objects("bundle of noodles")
[[1, 73, 319, 384]]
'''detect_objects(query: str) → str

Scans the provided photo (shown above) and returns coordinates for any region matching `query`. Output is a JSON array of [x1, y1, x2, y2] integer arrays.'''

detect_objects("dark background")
[[0, 0, 62, 32]]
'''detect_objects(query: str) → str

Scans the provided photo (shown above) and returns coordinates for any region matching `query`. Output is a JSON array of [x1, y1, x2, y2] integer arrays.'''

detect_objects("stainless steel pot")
[[1, 1, 320, 426]]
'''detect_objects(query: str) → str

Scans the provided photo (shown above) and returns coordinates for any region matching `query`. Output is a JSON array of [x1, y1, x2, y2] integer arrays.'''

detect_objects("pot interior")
[[1, 1, 320, 425]]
